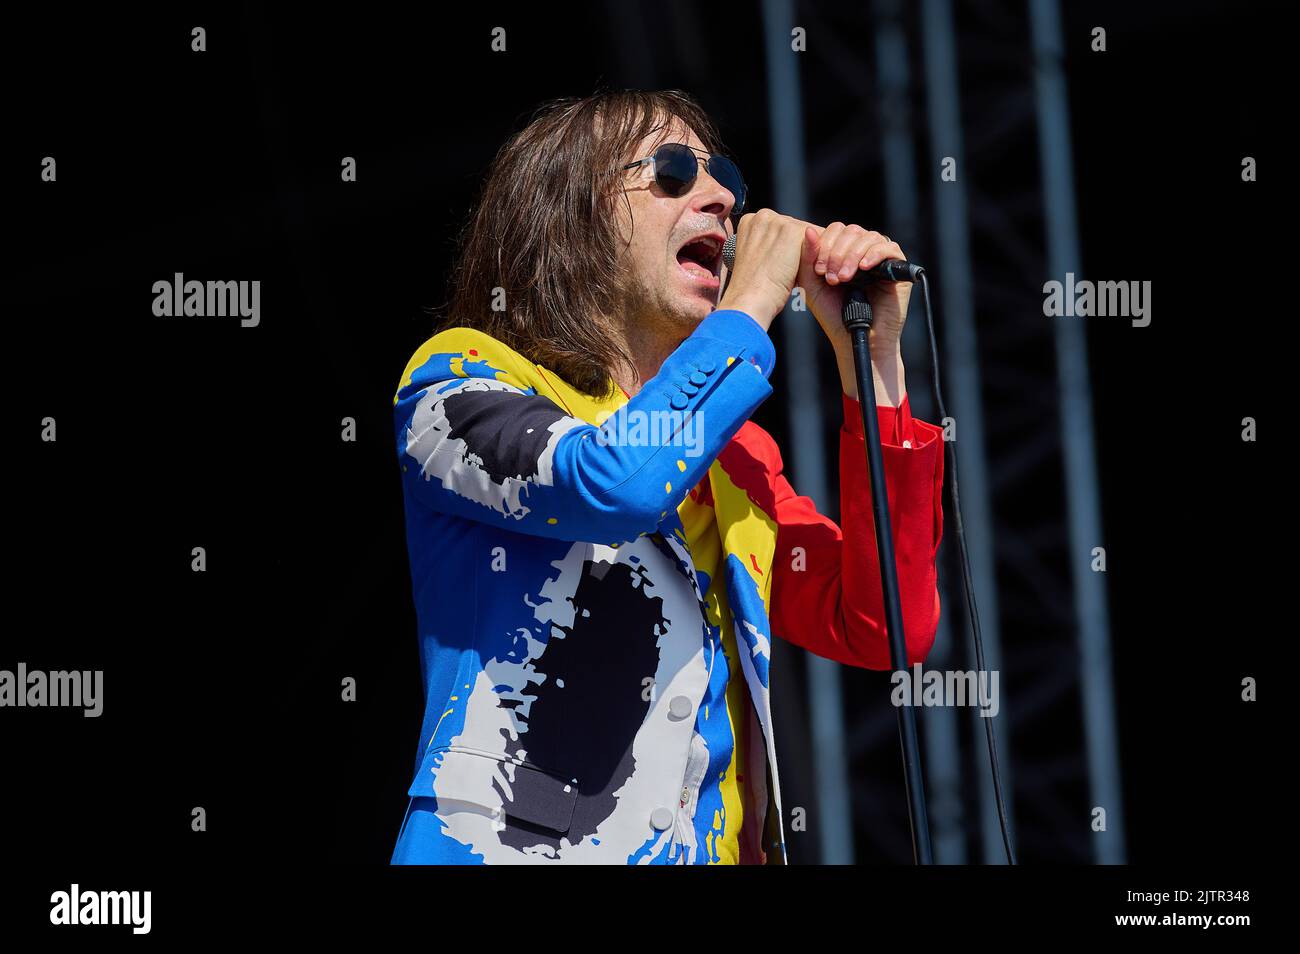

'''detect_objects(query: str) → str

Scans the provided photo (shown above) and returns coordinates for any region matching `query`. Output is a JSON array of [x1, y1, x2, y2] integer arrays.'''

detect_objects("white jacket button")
[[668, 695, 693, 720], [651, 807, 674, 831]]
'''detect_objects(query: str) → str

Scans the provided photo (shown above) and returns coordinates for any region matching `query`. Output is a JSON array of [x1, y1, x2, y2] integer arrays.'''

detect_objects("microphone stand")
[[842, 287, 934, 865]]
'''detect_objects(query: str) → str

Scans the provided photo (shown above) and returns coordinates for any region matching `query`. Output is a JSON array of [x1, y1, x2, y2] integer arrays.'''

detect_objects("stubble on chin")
[[620, 274, 690, 337], [614, 263, 720, 378]]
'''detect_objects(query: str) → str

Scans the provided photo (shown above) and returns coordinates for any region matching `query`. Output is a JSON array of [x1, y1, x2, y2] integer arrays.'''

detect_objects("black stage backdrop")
[[8, 0, 1282, 908]]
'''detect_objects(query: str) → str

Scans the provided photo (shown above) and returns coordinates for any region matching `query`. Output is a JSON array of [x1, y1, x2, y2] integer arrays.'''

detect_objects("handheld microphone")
[[721, 234, 924, 285]]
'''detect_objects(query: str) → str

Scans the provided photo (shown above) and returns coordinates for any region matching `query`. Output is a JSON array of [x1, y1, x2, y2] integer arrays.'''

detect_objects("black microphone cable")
[[915, 270, 1017, 865]]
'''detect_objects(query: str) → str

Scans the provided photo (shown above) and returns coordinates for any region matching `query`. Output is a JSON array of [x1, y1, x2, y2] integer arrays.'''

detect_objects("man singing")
[[390, 89, 945, 864]]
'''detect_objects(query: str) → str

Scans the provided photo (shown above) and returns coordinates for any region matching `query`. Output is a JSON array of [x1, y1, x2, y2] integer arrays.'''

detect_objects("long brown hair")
[[439, 90, 726, 399]]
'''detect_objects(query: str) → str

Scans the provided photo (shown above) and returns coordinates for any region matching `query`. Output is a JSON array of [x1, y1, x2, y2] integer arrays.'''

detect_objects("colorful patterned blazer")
[[390, 308, 945, 864]]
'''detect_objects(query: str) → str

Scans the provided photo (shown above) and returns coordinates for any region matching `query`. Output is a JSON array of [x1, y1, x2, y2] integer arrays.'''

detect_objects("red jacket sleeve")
[[768, 393, 945, 669]]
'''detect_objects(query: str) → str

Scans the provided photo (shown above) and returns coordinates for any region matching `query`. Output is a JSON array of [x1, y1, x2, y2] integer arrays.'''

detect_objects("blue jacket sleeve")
[[396, 309, 776, 543]]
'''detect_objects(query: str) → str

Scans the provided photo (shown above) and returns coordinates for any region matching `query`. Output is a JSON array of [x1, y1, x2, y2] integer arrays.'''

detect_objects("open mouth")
[[675, 234, 724, 283]]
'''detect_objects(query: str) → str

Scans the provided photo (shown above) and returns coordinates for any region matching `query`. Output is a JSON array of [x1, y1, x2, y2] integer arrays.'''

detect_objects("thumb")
[[801, 225, 820, 270]]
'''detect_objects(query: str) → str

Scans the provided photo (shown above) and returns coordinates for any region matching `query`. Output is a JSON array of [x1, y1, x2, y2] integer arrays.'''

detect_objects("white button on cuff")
[[668, 695, 693, 720], [651, 807, 674, 831], [903, 440, 912, 448]]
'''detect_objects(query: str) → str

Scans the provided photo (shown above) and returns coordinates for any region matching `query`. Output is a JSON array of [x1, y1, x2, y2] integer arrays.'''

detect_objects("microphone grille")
[[722, 234, 737, 270]]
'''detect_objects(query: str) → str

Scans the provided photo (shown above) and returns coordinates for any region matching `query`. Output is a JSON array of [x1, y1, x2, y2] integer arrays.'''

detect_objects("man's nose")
[[690, 170, 735, 220]]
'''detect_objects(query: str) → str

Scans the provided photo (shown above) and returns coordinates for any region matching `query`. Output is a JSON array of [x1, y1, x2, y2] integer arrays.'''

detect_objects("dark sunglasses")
[[622, 142, 747, 217]]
